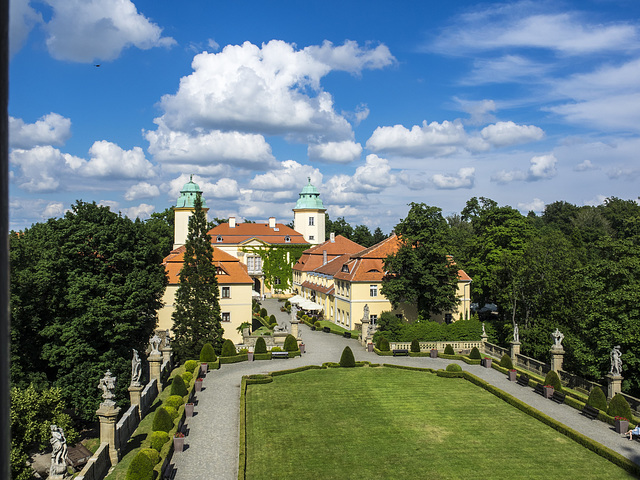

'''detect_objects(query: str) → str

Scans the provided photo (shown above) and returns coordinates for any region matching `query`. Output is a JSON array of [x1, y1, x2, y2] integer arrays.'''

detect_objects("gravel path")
[[172, 299, 640, 479]]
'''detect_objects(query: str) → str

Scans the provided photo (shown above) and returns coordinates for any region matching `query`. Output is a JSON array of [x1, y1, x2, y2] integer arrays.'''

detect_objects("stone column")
[[480, 332, 488, 354], [361, 318, 370, 347], [549, 346, 564, 373], [148, 353, 163, 392], [161, 345, 172, 369], [128, 383, 144, 417], [510, 341, 521, 359], [606, 374, 623, 400], [97, 403, 121, 466], [290, 319, 299, 340]]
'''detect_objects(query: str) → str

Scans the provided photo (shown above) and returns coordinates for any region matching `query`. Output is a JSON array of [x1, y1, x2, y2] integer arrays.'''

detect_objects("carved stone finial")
[[98, 370, 117, 407], [149, 333, 162, 354]]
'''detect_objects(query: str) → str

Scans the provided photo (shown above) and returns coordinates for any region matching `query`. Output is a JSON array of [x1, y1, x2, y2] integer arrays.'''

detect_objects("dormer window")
[[285, 235, 291, 243], [216, 235, 223, 242], [341, 265, 349, 273]]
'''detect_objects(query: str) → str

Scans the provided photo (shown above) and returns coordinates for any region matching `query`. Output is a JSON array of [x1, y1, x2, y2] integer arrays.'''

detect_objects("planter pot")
[[508, 370, 517, 382], [185, 403, 194, 417], [173, 436, 185, 453], [195, 380, 203, 392], [300, 343, 305, 354], [368, 343, 374, 353], [200, 363, 208, 375], [248, 352, 254, 362], [430, 349, 438, 358], [483, 358, 492, 369], [543, 386, 554, 399], [615, 419, 630, 434]]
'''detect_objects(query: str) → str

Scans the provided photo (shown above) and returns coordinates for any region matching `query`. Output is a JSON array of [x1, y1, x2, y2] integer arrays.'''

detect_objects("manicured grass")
[[244, 367, 633, 479], [314, 320, 358, 337]]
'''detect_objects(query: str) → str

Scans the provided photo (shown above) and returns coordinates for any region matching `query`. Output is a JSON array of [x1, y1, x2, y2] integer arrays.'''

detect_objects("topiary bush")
[[586, 386, 608, 411], [170, 374, 189, 397], [140, 448, 160, 466], [469, 347, 482, 360], [125, 450, 154, 480], [446, 363, 462, 372], [184, 360, 198, 374], [221, 339, 237, 357], [410, 339, 420, 353], [499, 353, 513, 368], [339, 346, 356, 367], [543, 370, 563, 392], [269, 314, 276, 324], [283, 334, 298, 352], [271, 346, 282, 352], [148, 431, 170, 452], [151, 407, 174, 433], [254, 337, 267, 354], [607, 393, 633, 421], [314, 321, 321, 329], [200, 343, 217, 363], [165, 395, 184, 409], [260, 307, 268, 318], [181, 371, 193, 384], [163, 405, 179, 420], [379, 337, 390, 352], [444, 344, 454, 355]]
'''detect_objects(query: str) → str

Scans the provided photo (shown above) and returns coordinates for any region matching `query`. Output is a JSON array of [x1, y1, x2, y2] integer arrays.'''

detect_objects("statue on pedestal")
[[513, 323, 519, 342], [131, 349, 142, 386], [49, 424, 68, 476], [610, 345, 622, 376], [98, 370, 117, 407], [149, 333, 161, 354], [482, 323, 486, 336], [551, 328, 564, 349], [363, 304, 369, 321]]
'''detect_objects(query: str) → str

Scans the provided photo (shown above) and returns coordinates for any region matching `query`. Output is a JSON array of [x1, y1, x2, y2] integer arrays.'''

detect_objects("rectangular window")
[[309, 217, 314, 226], [247, 256, 254, 271], [370, 285, 378, 297], [274, 276, 281, 285], [221, 286, 230, 298], [370, 314, 377, 325], [309, 235, 314, 241], [222, 312, 231, 322]]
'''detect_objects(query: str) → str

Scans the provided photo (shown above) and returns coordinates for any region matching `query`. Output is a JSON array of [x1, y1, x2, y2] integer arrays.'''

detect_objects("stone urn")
[[508, 370, 517, 382], [543, 385, 554, 399], [430, 349, 438, 358], [195, 378, 203, 392], [300, 343, 306, 354], [200, 363, 208, 375], [174, 433, 185, 452], [185, 403, 195, 418], [248, 351, 254, 362], [615, 418, 630, 434]]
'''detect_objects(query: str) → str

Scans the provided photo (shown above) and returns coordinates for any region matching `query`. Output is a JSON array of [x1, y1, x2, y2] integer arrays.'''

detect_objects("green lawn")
[[244, 367, 633, 479]]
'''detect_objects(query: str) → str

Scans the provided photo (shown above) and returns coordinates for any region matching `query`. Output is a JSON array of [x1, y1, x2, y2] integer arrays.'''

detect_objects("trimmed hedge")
[[607, 393, 633, 421], [221, 339, 237, 357], [219, 353, 249, 364], [151, 407, 174, 433], [165, 395, 184, 409], [444, 344, 454, 355], [148, 431, 170, 452], [410, 339, 420, 353], [125, 450, 154, 480], [446, 363, 462, 372], [469, 347, 482, 360], [499, 353, 513, 369], [587, 386, 608, 411], [170, 374, 188, 397], [181, 371, 193, 384], [284, 334, 299, 352], [254, 337, 267, 354], [184, 360, 198, 374], [163, 405, 179, 420], [379, 337, 390, 352], [200, 343, 217, 363], [254, 352, 271, 361], [340, 346, 356, 367], [139, 448, 160, 466]]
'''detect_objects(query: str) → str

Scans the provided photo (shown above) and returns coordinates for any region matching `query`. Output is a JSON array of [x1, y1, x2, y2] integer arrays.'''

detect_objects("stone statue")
[[291, 303, 298, 321], [98, 370, 117, 407], [611, 345, 623, 376], [363, 304, 369, 321], [551, 328, 564, 349], [482, 323, 486, 336], [149, 333, 162, 354], [49, 424, 68, 476], [164, 329, 171, 348], [513, 323, 519, 342], [131, 349, 142, 386], [274, 323, 286, 333]]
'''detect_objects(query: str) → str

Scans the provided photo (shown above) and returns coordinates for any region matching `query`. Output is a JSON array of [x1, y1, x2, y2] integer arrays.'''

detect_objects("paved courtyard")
[[171, 299, 640, 479]]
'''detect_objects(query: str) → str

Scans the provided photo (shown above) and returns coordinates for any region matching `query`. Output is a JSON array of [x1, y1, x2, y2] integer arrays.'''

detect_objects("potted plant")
[[174, 432, 185, 452], [615, 416, 630, 434], [195, 377, 204, 392], [185, 403, 195, 417], [483, 357, 492, 369], [508, 369, 517, 382], [543, 384, 555, 398], [430, 349, 438, 358]]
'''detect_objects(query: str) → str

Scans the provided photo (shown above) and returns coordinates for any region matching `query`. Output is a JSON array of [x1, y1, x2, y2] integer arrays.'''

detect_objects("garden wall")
[[75, 442, 111, 480]]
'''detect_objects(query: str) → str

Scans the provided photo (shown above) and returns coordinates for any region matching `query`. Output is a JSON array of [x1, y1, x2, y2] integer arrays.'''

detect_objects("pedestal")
[[148, 353, 163, 392], [128, 383, 144, 417], [290, 320, 299, 340], [481, 333, 488, 354], [549, 347, 564, 372], [97, 403, 121, 466], [606, 373, 623, 400], [360, 319, 370, 347], [510, 341, 521, 359], [161, 346, 172, 369]]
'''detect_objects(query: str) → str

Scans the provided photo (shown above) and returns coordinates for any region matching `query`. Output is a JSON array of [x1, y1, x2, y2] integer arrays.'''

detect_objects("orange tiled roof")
[[207, 222, 307, 245], [300, 280, 334, 295], [294, 235, 364, 272], [163, 245, 253, 285]]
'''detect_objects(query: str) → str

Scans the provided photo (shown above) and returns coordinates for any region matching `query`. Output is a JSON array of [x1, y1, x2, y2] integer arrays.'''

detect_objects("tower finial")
[[308, 176, 311, 184], [190, 174, 193, 182]]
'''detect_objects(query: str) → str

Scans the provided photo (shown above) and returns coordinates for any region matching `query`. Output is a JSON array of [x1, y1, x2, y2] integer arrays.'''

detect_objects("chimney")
[[330, 232, 335, 243], [269, 217, 276, 228], [323, 250, 327, 265], [229, 216, 236, 228]]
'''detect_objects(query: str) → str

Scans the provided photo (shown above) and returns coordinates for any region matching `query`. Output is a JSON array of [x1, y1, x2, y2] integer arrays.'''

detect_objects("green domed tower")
[[293, 177, 326, 244], [173, 175, 209, 249]]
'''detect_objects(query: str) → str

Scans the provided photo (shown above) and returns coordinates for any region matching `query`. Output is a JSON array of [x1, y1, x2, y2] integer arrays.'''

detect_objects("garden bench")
[[551, 391, 566, 404], [534, 383, 545, 396], [392, 349, 409, 356], [343, 331, 351, 338], [516, 374, 530, 387], [271, 351, 289, 359], [323, 326, 331, 333], [581, 404, 600, 420]]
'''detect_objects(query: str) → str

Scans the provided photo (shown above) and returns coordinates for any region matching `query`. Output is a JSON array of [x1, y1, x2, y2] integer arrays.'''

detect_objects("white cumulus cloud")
[[9, 0, 42, 56], [518, 198, 545, 212], [10, 113, 72, 149], [76, 141, 156, 179], [10, 145, 76, 192], [122, 203, 155, 220], [481, 121, 544, 147], [432, 167, 475, 189], [307, 140, 362, 164], [352, 154, 396, 193], [249, 160, 322, 192], [491, 153, 557, 184], [124, 182, 160, 201], [42, 201, 65, 218]]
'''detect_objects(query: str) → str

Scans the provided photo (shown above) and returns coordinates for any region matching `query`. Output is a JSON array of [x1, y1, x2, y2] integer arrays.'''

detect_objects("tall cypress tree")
[[172, 194, 224, 360]]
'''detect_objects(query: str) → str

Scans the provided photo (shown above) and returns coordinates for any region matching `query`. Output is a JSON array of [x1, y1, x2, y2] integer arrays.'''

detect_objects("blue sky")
[[9, 0, 640, 232]]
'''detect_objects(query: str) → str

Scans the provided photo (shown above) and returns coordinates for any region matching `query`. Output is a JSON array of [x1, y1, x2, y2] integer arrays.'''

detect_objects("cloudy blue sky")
[[9, 0, 640, 232]]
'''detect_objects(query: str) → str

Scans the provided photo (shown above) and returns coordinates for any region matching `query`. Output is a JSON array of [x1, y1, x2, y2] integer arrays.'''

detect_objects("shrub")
[[125, 450, 154, 480], [254, 337, 267, 354], [184, 360, 198, 374], [140, 447, 160, 466], [238, 348, 248, 354], [151, 407, 174, 432], [379, 337, 390, 352], [170, 374, 189, 397], [271, 346, 282, 352], [410, 339, 420, 353], [221, 339, 237, 357], [199, 343, 217, 363], [165, 395, 184, 409], [543, 370, 563, 392], [284, 334, 298, 352], [269, 314, 276, 324], [148, 431, 170, 452], [163, 405, 179, 420], [181, 371, 193, 384], [260, 308, 268, 318], [444, 344, 454, 355], [608, 393, 633, 421], [339, 346, 356, 367], [285, 300, 291, 308], [469, 347, 482, 360], [587, 386, 608, 411], [499, 353, 513, 368], [314, 321, 321, 328], [446, 363, 462, 372]]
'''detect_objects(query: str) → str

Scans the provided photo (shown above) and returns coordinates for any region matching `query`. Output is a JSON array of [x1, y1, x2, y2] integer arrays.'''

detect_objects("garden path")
[[171, 299, 640, 479]]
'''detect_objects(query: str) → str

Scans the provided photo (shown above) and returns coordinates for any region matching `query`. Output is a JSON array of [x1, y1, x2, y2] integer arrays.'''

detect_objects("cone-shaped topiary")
[[470, 347, 482, 360], [170, 374, 188, 397], [608, 393, 633, 421], [221, 339, 237, 357], [269, 314, 276, 324], [125, 450, 154, 480], [379, 337, 390, 352], [184, 360, 198, 374], [151, 407, 174, 433], [284, 334, 298, 352], [148, 431, 170, 452], [499, 353, 513, 368], [340, 346, 356, 367], [165, 395, 184, 409], [260, 308, 268, 318], [200, 343, 217, 363], [254, 337, 267, 354], [543, 370, 563, 392], [446, 363, 462, 372], [410, 339, 420, 353], [444, 344, 454, 355], [140, 448, 160, 466], [586, 386, 608, 411]]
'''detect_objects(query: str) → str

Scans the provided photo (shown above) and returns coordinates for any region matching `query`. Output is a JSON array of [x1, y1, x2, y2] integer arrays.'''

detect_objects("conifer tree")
[[172, 194, 223, 360]]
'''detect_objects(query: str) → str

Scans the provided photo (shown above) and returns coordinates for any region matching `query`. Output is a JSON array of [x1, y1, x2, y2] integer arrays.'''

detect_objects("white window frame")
[[222, 312, 231, 322], [370, 285, 378, 297]]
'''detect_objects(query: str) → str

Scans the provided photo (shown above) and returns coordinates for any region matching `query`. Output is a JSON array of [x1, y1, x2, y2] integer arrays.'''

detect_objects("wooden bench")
[[581, 404, 600, 420], [516, 374, 530, 387], [551, 391, 566, 404], [322, 326, 331, 333], [343, 331, 351, 338], [534, 384, 545, 396], [271, 351, 289, 359], [392, 349, 409, 356]]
